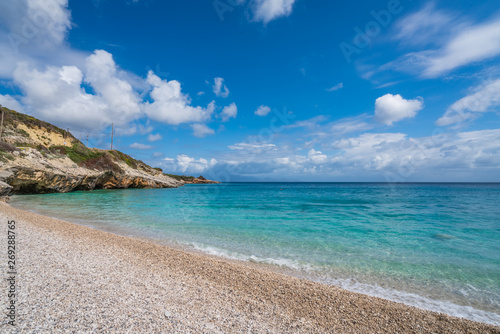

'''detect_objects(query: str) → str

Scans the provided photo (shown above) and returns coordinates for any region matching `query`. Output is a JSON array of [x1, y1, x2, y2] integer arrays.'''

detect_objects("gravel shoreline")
[[0, 202, 499, 333]]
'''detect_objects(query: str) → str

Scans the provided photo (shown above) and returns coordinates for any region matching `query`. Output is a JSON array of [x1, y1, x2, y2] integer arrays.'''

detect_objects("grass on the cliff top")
[[1, 107, 75, 139]]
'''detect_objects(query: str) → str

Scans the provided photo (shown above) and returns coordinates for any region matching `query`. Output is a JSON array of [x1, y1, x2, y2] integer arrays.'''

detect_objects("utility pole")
[[0, 105, 4, 141], [64, 128, 69, 145], [86, 134, 89, 148], [110, 123, 114, 150]]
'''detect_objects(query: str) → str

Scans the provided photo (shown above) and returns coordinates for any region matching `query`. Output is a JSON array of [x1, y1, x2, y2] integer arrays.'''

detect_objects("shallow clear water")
[[10, 183, 500, 325]]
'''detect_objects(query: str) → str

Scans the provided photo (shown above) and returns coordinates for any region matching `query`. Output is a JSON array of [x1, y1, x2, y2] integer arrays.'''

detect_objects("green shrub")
[[165, 173, 181, 181], [0, 147, 15, 162], [15, 128, 30, 138], [69, 144, 101, 164], [110, 150, 139, 168], [50, 146, 67, 155], [82, 154, 121, 173], [48, 144, 120, 172], [165, 174, 195, 182], [0, 154, 10, 163], [12, 142, 36, 149], [49, 143, 102, 164]]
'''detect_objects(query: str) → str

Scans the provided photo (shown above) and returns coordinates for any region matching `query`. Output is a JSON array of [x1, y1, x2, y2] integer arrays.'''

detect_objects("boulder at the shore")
[[0, 181, 13, 196]]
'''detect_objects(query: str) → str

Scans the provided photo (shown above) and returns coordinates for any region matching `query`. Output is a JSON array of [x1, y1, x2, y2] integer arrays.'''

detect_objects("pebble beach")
[[1, 202, 499, 333]]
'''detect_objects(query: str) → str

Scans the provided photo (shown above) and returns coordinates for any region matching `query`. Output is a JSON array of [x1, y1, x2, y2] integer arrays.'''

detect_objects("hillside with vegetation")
[[0, 106, 217, 196]]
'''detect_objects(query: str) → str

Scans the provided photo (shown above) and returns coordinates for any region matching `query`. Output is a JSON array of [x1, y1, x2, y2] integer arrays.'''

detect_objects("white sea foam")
[[323, 277, 500, 326], [190, 243, 500, 326], [190, 243, 312, 271]]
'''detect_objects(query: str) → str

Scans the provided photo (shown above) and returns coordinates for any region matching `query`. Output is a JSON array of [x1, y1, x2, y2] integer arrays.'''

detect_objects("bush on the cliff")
[[165, 174, 195, 182], [50, 145, 67, 156], [110, 150, 139, 168], [36, 144, 49, 154], [49, 143, 121, 172], [53, 143, 102, 164], [0, 141, 18, 162], [82, 153, 121, 173], [15, 127, 30, 138]]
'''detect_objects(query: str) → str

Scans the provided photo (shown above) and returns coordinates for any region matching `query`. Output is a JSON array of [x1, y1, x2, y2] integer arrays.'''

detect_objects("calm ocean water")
[[10, 183, 500, 325]]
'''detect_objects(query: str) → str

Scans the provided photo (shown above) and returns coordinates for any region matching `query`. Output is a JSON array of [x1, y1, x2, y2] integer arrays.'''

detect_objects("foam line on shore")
[[190, 242, 500, 326]]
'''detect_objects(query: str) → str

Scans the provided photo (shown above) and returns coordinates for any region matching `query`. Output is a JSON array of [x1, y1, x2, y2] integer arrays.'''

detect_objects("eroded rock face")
[[6, 168, 81, 194], [0, 181, 13, 196], [1, 167, 182, 195]]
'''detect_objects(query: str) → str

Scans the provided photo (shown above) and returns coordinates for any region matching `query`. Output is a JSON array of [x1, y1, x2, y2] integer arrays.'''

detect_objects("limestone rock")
[[0, 181, 13, 196]]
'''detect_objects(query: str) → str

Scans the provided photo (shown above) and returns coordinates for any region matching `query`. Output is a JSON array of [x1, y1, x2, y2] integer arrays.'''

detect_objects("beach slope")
[[0, 203, 498, 333]]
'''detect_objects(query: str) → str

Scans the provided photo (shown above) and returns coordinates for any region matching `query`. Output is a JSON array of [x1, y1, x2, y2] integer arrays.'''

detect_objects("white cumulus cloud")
[[148, 133, 162, 142], [213, 77, 229, 98], [10, 50, 142, 130], [308, 149, 328, 164], [5, 49, 218, 133], [251, 0, 296, 24], [85, 50, 141, 121], [191, 123, 215, 138], [0, 0, 72, 51], [254, 105, 271, 116], [374, 94, 423, 126], [145, 71, 215, 125], [221, 102, 238, 122]]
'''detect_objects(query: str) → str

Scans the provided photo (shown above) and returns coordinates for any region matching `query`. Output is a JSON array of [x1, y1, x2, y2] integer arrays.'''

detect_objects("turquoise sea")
[[10, 183, 500, 325]]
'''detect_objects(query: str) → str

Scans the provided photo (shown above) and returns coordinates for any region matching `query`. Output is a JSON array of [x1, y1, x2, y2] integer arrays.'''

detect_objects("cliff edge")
[[0, 107, 216, 196]]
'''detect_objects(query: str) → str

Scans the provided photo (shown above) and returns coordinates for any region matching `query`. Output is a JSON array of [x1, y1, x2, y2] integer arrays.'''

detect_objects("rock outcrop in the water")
[[187, 176, 220, 184], [163, 173, 220, 184], [0, 107, 217, 195]]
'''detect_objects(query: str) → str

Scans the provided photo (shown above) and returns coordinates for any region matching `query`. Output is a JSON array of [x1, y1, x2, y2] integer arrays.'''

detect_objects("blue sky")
[[0, 0, 499, 181]]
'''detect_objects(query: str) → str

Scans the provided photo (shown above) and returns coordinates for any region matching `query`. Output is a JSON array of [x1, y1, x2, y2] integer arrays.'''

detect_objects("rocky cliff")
[[0, 107, 216, 196]]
